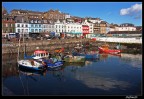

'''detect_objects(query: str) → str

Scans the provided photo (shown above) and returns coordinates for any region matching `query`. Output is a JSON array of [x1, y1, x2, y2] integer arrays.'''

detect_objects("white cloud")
[[120, 3, 142, 18]]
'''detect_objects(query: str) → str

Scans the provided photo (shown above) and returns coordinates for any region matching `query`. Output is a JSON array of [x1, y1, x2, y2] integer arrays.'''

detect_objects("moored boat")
[[54, 48, 64, 53], [42, 58, 64, 68], [33, 50, 49, 59], [18, 59, 46, 71], [98, 44, 121, 54], [73, 53, 100, 59], [63, 55, 85, 62]]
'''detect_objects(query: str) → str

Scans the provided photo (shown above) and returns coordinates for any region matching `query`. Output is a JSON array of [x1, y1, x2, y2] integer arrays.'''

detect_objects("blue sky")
[[2, 2, 142, 26]]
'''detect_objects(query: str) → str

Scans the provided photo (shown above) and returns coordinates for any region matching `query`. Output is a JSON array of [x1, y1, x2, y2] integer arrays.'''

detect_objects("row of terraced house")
[[2, 6, 142, 39]]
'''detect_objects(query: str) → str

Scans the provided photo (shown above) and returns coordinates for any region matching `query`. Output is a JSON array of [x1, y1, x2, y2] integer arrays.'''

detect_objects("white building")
[[65, 14, 71, 19], [109, 26, 136, 31], [43, 19, 55, 33], [88, 18, 102, 23], [117, 27, 136, 31], [65, 23, 82, 37], [54, 19, 66, 36], [15, 16, 29, 37], [109, 23, 137, 32], [109, 27, 115, 31]]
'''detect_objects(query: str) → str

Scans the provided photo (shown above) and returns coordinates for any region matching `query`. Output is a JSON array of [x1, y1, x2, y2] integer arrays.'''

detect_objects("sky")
[[2, 2, 142, 26]]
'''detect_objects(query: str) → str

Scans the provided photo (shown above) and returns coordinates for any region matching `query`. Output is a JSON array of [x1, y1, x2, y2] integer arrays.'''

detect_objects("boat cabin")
[[33, 50, 49, 59], [101, 44, 109, 50]]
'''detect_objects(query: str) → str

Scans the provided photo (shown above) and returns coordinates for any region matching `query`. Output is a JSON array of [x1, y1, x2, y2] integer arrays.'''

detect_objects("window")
[[39, 29, 41, 32], [18, 29, 20, 32], [31, 29, 34, 32], [25, 29, 28, 32], [31, 20, 33, 23], [25, 24, 28, 27], [22, 29, 24, 32], [35, 25, 38, 28], [35, 29, 38, 32], [10, 29, 12, 33], [11, 24, 13, 27], [21, 24, 24, 27], [39, 25, 41, 27], [5, 29, 8, 33], [17, 24, 20, 27], [5, 23, 8, 27], [31, 25, 33, 27]]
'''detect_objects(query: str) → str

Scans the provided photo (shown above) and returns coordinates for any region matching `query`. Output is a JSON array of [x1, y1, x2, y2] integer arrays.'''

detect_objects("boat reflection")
[[63, 62, 85, 67], [17, 67, 47, 95], [18, 66, 47, 76], [46, 66, 65, 81]]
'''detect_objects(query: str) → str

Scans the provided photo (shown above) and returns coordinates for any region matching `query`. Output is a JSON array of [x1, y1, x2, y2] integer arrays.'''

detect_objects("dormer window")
[[38, 21, 41, 23], [35, 20, 37, 23], [31, 20, 33, 23]]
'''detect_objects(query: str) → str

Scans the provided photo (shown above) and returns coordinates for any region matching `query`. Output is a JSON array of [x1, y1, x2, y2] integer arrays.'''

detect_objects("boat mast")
[[17, 33, 21, 62]]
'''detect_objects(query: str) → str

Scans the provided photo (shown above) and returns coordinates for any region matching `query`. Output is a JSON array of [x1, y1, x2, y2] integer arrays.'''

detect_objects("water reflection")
[[2, 52, 142, 95], [46, 66, 65, 81], [120, 53, 142, 68], [74, 71, 130, 90], [16, 67, 47, 95], [2, 62, 19, 78]]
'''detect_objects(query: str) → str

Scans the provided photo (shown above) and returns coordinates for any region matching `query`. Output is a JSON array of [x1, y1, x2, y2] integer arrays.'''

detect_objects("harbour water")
[[2, 51, 142, 96]]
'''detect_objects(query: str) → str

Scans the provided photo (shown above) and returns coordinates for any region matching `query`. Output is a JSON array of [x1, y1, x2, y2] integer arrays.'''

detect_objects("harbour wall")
[[2, 38, 142, 54]]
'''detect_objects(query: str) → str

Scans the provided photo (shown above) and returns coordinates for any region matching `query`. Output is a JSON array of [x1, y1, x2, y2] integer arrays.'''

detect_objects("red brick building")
[[2, 15, 15, 37]]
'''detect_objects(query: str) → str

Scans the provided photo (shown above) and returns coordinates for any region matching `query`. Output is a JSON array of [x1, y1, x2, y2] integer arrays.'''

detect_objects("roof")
[[34, 50, 48, 54]]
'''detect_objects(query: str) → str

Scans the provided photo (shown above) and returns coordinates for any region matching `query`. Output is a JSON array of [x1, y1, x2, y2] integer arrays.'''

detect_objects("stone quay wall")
[[2, 38, 142, 54]]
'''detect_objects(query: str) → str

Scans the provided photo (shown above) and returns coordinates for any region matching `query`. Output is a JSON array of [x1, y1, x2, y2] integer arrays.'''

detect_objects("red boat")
[[99, 51, 121, 57], [98, 44, 121, 55]]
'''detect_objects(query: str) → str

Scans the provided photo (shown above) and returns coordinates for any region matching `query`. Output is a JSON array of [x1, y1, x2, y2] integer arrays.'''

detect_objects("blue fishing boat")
[[42, 58, 64, 68]]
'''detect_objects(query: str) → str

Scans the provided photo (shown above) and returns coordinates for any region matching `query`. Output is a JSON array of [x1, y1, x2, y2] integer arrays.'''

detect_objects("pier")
[[92, 37, 142, 44]]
